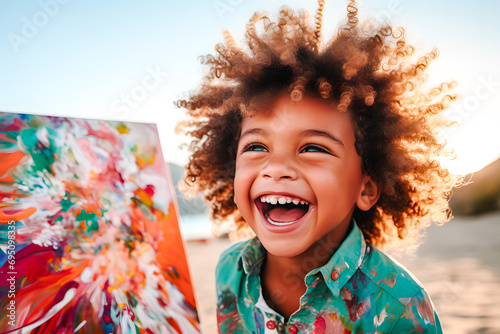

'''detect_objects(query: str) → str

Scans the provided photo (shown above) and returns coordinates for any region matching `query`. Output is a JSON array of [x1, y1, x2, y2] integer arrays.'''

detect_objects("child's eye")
[[300, 144, 330, 154], [242, 142, 268, 153]]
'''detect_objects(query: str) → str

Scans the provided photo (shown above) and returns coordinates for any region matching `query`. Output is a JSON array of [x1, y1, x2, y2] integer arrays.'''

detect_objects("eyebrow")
[[239, 128, 345, 148], [239, 128, 268, 141], [299, 129, 345, 148]]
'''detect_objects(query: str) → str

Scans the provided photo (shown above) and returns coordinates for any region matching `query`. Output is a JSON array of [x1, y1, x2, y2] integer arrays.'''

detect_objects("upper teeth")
[[260, 195, 309, 205]]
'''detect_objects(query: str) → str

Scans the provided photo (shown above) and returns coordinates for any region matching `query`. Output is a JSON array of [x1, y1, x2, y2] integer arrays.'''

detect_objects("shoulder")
[[216, 238, 249, 274], [216, 239, 259, 333], [358, 244, 442, 332], [360, 244, 423, 302], [216, 238, 256, 289], [391, 288, 442, 333], [216, 237, 266, 306]]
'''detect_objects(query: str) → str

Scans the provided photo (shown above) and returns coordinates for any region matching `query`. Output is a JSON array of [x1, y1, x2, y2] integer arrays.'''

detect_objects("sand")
[[184, 212, 500, 334]]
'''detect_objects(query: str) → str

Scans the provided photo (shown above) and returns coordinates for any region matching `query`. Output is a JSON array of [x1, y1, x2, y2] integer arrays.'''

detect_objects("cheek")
[[233, 163, 250, 206], [313, 164, 361, 203]]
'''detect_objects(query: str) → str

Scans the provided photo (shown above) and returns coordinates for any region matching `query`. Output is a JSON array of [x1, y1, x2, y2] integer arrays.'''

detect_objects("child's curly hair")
[[176, 0, 461, 250]]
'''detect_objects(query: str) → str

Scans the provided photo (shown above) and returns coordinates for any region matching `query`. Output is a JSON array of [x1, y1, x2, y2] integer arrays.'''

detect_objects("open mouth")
[[256, 195, 310, 226]]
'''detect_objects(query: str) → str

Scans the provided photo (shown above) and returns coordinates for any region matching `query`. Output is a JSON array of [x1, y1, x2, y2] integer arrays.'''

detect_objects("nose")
[[260, 153, 298, 181]]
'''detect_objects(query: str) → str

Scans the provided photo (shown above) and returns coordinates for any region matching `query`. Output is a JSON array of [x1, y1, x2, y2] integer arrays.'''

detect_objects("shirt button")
[[266, 320, 276, 330], [331, 270, 340, 281], [288, 325, 298, 334]]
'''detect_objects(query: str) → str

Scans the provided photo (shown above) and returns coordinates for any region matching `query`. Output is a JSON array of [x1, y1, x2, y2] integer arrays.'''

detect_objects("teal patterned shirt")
[[216, 221, 442, 333]]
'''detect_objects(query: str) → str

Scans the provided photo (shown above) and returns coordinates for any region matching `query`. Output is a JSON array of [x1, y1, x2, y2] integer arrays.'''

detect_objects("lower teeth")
[[266, 215, 297, 226]]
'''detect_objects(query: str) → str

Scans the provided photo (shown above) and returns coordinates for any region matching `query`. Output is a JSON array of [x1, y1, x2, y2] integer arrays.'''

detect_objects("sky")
[[1, 0, 499, 175]]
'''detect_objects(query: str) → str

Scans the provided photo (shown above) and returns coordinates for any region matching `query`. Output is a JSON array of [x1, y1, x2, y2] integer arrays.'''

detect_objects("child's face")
[[234, 94, 371, 258]]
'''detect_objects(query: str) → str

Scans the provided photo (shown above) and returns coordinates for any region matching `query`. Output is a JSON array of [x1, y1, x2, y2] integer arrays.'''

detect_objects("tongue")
[[268, 207, 307, 223]]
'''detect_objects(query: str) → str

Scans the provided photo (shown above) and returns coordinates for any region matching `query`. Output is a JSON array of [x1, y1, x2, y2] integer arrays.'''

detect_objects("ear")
[[356, 175, 380, 211]]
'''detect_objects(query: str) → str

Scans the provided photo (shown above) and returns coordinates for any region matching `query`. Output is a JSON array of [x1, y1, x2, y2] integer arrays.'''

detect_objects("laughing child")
[[177, 1, 460, 332]]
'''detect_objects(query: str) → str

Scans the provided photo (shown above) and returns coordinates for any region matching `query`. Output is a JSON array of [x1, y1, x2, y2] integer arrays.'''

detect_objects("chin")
[[251, 220, 312, 257]]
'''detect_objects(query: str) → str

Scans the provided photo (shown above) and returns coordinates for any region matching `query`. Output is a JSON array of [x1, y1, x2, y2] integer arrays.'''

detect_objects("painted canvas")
[[0, 112, 201, 333]]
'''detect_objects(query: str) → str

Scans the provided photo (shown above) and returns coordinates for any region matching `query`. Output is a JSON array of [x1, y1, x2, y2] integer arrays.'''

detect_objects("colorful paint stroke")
[[0, 112, 201, 333]]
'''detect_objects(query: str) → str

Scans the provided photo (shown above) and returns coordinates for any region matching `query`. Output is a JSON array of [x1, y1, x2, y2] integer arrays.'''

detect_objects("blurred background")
[[1, 0, 499, 333]]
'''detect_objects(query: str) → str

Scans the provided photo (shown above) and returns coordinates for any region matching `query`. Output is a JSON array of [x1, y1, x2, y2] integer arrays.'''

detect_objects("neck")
[[260, 219, 352, 320], [266, 221, 351, 281]]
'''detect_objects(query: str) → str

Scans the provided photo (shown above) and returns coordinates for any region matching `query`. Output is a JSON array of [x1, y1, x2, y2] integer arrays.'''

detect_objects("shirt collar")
[[238, 219, 367, 297], [308, 219, 367, 297], [240, 237, 266, 275]]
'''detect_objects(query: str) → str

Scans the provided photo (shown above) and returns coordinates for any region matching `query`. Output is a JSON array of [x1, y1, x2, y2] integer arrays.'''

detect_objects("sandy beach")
[[184, 212, 500, 334]]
